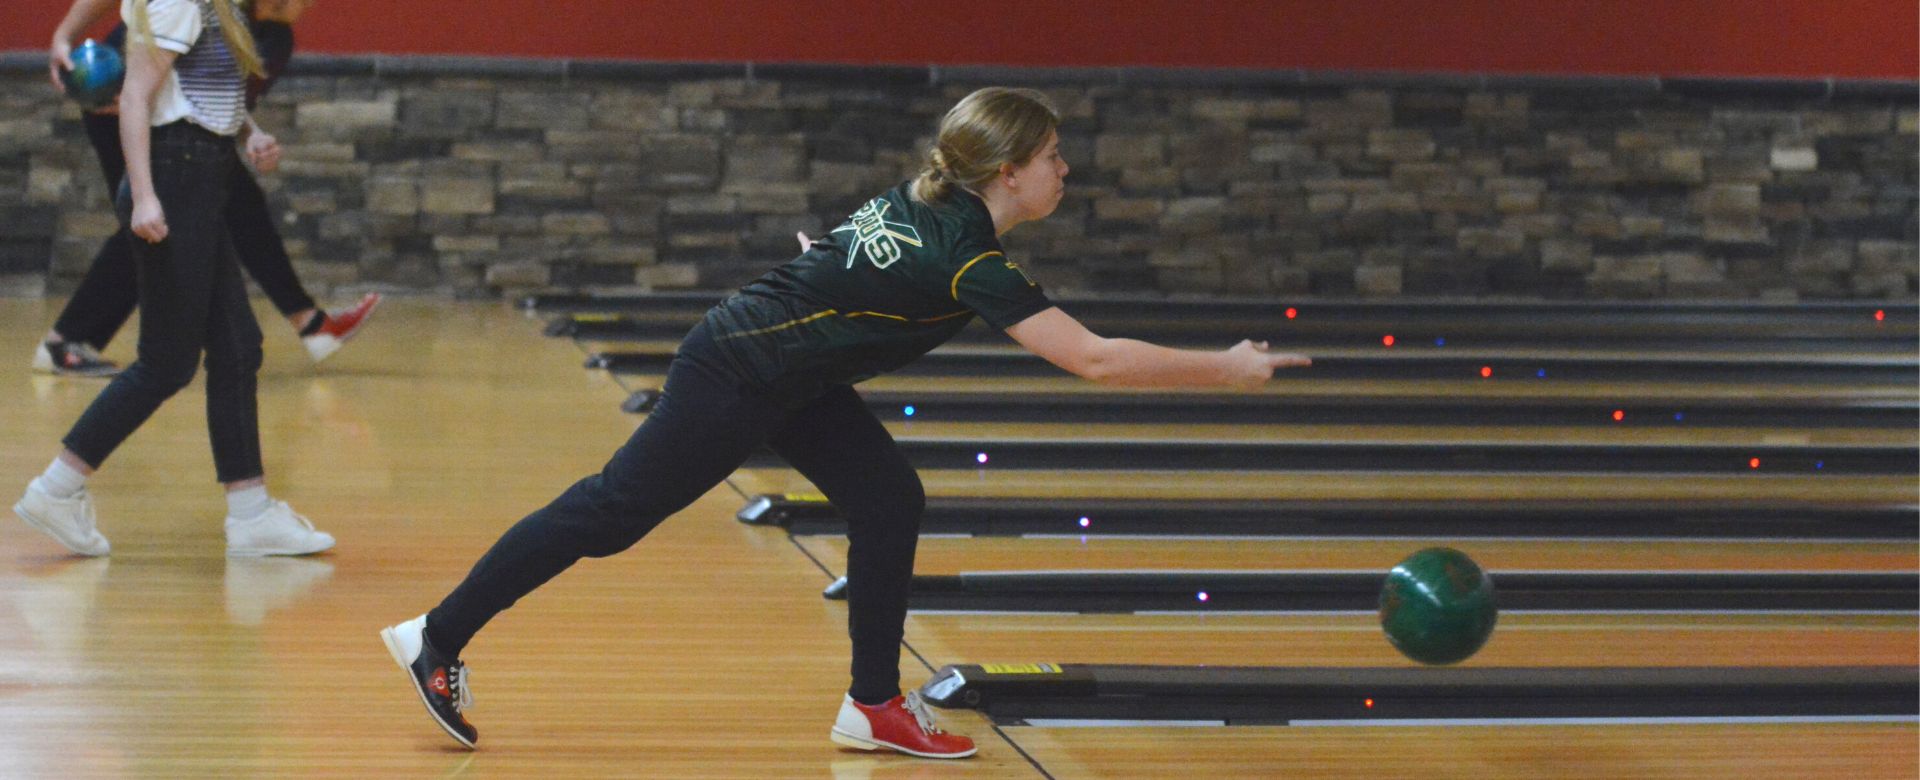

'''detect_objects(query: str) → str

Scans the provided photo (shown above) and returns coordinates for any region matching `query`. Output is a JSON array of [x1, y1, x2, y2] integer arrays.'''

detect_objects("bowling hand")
[[246, 129, 282, 173], [130, 194, 168, 243], [1222, 339, 1310, 389], [51, 38, 119, 114], [48, 39, 74, 94]]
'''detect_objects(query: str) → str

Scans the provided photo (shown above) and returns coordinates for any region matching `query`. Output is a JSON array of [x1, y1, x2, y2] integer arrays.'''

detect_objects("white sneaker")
[[225, 500, 335, 557], [13, 480, 110, 557]]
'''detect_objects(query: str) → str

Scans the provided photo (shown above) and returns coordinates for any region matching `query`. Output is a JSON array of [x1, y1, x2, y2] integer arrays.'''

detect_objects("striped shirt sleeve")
[[127, 0, 203, 54]]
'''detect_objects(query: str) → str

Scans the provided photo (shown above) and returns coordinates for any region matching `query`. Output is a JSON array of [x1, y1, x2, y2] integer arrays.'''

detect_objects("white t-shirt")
[[123, 0, 246, 136]]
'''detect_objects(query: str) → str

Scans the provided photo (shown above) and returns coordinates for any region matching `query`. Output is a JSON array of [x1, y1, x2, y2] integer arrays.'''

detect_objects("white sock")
[[226, 485, 272, 521], [35, 459, 88, 499]]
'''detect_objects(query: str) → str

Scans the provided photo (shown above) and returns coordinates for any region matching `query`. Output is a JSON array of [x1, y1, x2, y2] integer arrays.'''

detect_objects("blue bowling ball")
[[61, 40, 125, 111]]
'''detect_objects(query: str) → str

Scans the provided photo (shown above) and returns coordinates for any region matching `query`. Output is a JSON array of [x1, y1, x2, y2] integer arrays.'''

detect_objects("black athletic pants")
[[54, 112, 314, 350], [62, 122, 265, 484], [427, 323, 925, 702]]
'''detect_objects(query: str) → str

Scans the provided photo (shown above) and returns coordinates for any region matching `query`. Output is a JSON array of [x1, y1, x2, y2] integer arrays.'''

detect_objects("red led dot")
[[1749, 458, 1761, 469], [1364, 698, 1375, 708], [1285, 307, 1298, 319], [1874, 309, 1886, 322], [1382, 334, 1396, 347], [1479, 366, 1493, 378], [1612, 410, 1625, 422]]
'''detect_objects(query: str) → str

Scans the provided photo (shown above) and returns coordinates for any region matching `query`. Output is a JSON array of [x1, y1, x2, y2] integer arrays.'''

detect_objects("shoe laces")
[[448, 663, 475, 712], [902, 691, 944, 735], [271, 501, 317, 531]]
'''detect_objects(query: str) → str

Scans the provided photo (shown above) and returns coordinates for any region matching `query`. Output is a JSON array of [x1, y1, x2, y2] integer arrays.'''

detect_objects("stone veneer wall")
[[1, 56, 1915, 300]]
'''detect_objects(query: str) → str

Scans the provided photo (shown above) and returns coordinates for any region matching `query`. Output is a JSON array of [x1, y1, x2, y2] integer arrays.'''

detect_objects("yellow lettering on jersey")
[[1004, 259, 1037, 286], [872, 235, 903, 267], [832, 198, 923, 270]]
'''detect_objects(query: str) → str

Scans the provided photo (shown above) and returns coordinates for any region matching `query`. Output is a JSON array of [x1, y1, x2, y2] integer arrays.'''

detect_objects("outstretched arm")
[[1005, 306, 1309, 389]]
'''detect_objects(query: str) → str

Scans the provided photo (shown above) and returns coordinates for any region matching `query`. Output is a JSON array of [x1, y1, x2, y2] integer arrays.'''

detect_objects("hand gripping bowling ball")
[[1378, 547, 1497, 665], [61, 39, 125, 111]]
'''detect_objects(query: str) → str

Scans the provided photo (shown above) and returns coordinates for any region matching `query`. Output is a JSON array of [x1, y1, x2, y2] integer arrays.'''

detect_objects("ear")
[[998, 162, 1018, 187]]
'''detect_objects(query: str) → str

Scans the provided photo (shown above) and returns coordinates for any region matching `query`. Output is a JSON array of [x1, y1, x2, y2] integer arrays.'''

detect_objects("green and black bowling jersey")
[[702, 183, 1052, 404]]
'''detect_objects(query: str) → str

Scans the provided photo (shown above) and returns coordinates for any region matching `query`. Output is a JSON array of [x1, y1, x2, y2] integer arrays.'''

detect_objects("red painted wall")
[[7, 0, 1916, 79]]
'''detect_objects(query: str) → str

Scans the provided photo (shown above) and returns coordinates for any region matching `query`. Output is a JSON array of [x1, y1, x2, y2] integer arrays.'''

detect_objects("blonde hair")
[[127, 0, 265, 78], [910, 87, 1060, 204]]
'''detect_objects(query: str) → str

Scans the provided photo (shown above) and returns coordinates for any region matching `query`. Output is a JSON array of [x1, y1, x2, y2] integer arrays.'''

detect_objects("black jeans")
[[62, 122, 266, 485], [427, 324, 926, 702], [54, 112, 314, 350]]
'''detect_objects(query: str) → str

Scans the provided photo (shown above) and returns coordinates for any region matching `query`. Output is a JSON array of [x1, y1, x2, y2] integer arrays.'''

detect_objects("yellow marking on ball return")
[[979, 663, 1064, 675]]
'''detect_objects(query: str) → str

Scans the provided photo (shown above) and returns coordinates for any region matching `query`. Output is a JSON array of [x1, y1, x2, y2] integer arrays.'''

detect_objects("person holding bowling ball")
[[14, 0, 337, 560], [40, 0, 379, 377]]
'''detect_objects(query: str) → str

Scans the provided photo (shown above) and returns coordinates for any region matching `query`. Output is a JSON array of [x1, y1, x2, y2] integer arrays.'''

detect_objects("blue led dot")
[[1434, 337, 1446, 346], [1196, 591, 1210, 602], [1536, 369, 1547, 378], [1078, 516, 1091, 528], [1815, 461, 1825, 469], [903, 405, 916, 417], [1674, 412, 1685, 421]]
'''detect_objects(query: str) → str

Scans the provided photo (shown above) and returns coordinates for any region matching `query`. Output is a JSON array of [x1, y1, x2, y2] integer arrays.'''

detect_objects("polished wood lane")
[[856, 420, 1917, 446], [1007, 723, 1918, 780], [0, 300, 1021, 779], [4, 299, 1910, 779], [581, 338, 1915, 363], [605, 369, 1918, 400], [733, 468, 1917, 503], [896, 611, 1917, 668]]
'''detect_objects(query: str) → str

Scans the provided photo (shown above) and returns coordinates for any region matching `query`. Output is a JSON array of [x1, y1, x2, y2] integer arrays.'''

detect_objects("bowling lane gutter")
[[738, 437, 1918, 475], [589, 349, 1918, 384], [617, 386, 1919, 427], [740, 495, 1920, 541], [813, 570, 1920, 614], [526, 295, 1918, 334], [554, 315, 1915, 352]]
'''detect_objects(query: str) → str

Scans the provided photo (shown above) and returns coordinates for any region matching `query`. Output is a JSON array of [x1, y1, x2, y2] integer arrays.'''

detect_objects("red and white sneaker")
[[303, 293, 381, 363], [830, 692, 977, 759]]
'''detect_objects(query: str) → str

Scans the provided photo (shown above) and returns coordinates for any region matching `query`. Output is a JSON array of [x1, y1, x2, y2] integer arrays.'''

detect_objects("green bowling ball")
[[1378, 547, 1498, 665]]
